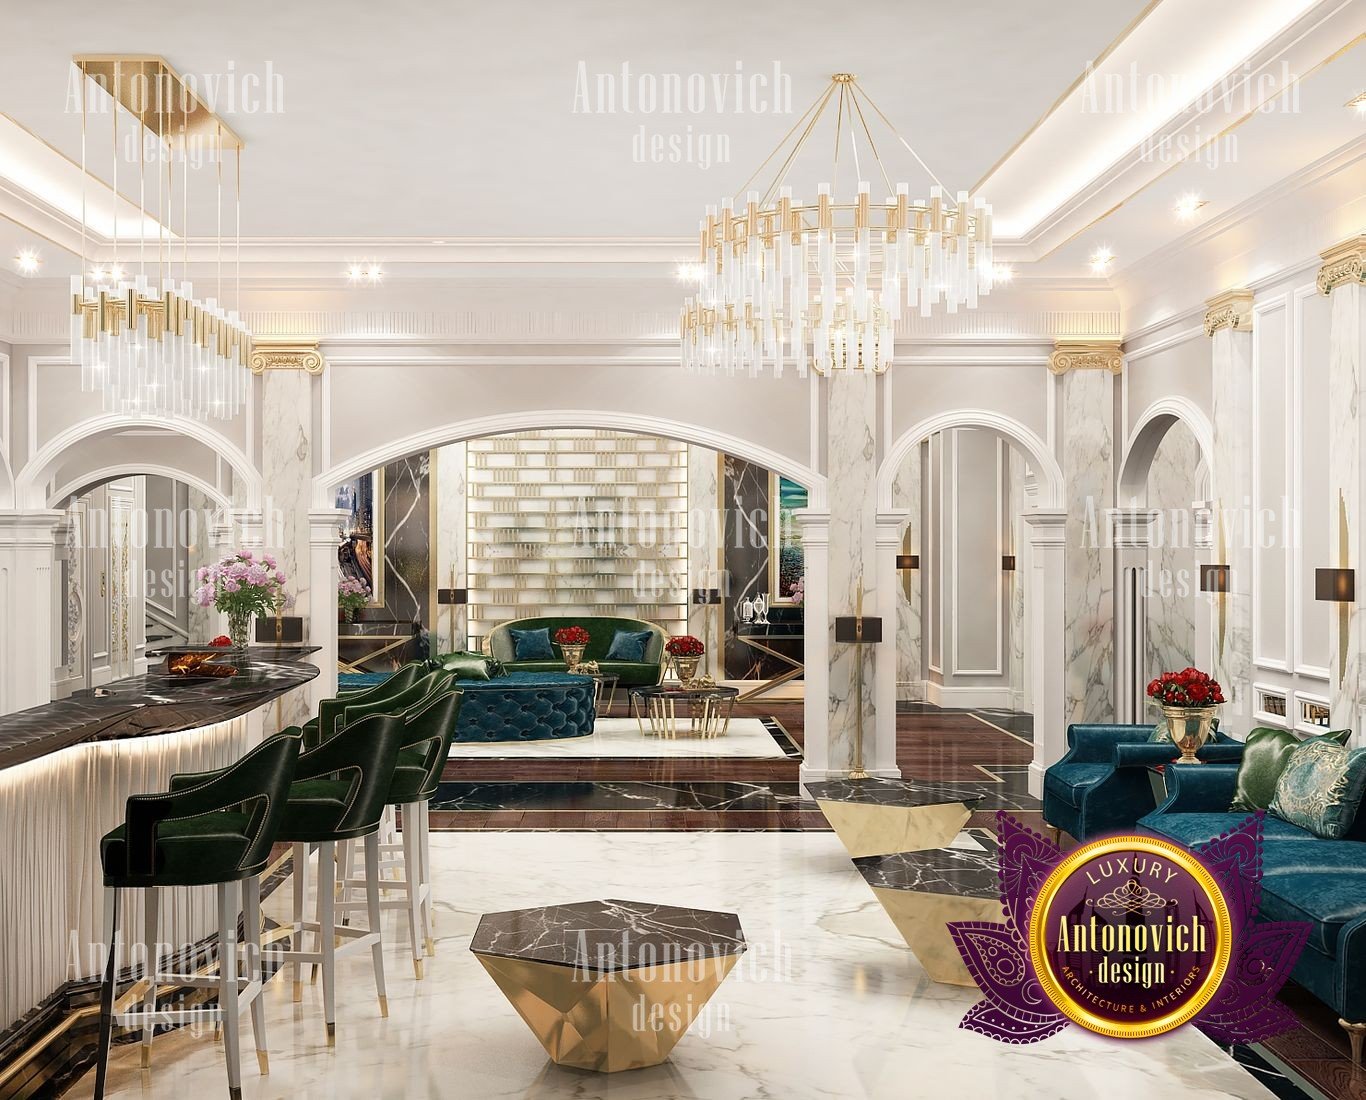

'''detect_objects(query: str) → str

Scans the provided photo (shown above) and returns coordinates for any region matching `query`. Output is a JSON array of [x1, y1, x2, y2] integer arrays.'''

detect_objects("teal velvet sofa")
[[487, 616, 667, 687], [1140, 764, 1366, 1057], [1043, 723, 1245, 841]]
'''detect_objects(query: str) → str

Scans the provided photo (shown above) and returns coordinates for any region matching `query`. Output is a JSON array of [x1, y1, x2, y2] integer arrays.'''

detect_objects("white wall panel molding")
[[1252, 293, 1291, 676], [1293, 282, 1332, 683]]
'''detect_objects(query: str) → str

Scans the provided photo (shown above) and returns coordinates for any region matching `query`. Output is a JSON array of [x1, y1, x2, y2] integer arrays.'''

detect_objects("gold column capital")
[[1203, 290, 1254, 337], [1047, 339, 1123, 375], [248, 341, 325, 375], [1317, 234, 1366, 296]]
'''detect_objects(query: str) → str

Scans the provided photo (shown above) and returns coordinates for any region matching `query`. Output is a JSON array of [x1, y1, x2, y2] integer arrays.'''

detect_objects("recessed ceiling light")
[[675, 262, 705, 283], [1174, 193, 1209, 221], [346, 262, 383, 284], [992, 263, 1014, 285], [1089, 247, 1115, 275], [432, 239, 446, 245], [15, 248, 40, 275], [1347, 92, 1366, 116], [107, 263, 124, 282]]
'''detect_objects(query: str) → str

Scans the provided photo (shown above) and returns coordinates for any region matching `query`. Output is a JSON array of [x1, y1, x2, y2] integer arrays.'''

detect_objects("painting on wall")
[[769, 473, 808, 604], [335, 468, 384, 607]]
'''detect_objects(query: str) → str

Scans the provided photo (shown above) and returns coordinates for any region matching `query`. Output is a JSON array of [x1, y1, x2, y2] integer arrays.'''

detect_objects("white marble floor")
[[72, 832, 1274, 1100], [443, 718, 787, 758]]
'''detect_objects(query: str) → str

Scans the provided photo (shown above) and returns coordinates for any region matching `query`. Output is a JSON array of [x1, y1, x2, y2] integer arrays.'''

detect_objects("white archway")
[[314, 410, 827, 506], [47, 465, 233, 513], [876, 409, 1064, 511], [0, 446, 14, 509], [1117, 397, 1215, 504], [16, 415, 261, 511]]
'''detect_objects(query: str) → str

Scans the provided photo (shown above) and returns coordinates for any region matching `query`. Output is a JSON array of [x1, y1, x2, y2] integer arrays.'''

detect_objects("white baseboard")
[[923, 682, 1016, 709]]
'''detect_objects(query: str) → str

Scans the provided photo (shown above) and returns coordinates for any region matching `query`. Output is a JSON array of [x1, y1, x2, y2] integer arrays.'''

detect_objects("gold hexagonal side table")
[[807, 778, 981, 858]]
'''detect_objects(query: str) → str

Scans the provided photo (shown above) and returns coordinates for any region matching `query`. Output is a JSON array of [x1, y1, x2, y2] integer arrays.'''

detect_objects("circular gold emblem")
[[1027, 834, 1232, 1039]]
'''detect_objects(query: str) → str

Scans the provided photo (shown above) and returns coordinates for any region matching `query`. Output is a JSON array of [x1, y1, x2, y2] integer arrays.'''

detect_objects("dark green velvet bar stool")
[[263, 711, 406, 1042], [309, 663, 430, 744], [94, 730, 303, 1100], [338, 686, 463, 977]]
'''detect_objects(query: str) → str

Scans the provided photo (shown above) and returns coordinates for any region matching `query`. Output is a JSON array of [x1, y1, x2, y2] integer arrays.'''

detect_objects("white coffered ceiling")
[[0, 0, 1360, 285]]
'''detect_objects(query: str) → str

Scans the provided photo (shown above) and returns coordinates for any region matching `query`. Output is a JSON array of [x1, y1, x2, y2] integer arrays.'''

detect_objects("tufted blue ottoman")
[[452, 671, 596, 742]]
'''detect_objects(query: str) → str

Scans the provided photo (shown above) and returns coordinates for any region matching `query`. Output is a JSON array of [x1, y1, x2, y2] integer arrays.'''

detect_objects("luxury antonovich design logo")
[[950, 814, 1309, 1045]]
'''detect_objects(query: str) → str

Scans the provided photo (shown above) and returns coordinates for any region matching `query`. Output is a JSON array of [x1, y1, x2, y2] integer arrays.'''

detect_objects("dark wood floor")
[[429, 698, 1040, 831]]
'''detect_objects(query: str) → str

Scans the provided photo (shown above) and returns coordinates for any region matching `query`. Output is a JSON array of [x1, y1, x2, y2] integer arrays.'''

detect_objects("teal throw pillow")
[[1269, 738, 1366, 839], [509, 627, 554, 661], [605, 629, 653, 662]]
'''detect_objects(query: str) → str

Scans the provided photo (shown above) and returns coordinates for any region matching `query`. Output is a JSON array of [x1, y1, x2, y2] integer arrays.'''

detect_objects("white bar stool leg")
[[401, 805, 424, 979], [337, 839, 354, 927], [140, 888, 158, 1067], [363, 832, 389, 1017], [242, 874, 269, 1074], [317, 840, 337, 1044], [216, 881, 242, 1100], [291, 842, 307, 1002], [418, 799, 435, 955], [93, 887, 119, 1100]]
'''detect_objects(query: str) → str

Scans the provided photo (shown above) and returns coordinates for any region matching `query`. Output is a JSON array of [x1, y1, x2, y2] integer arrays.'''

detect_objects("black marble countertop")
[[147, 644, 322, 660], [853, 832, 1002, 898], [805, 777, 986, 809], [469, 899, 746, 972], [0, 654, 319, 771]]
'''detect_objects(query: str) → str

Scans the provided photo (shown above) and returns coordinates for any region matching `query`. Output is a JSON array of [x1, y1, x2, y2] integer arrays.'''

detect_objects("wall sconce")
[[834, 616, 884, 644], [1315, 568, 1355, 603], [256, 616, 304, 644], [692, 588, 722, 605], [1199, 565, 1231, 593], [437, 587, 469, 606], [895, 554, 919, 570], [1001, 555, 1016, 572]]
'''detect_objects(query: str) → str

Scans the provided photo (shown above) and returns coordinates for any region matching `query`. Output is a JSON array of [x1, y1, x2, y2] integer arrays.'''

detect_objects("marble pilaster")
[[1206, 291, 1255, 730], [1024, 509, 1067, 798], [687, 444, 723, 669], [0, 511, 63, 715], [434, 441, 467, 653], [892, 442, 923, 702], [796, 509, 830, 783], [1321, 237, 1366, 742], [825, 371, 878, 777], [1143, 421, 1201, 680], [1051, 343, 1119, 723], [873, 512, 908, 778], [1006, 449, 1028, 709], [308, 509, 347, 712]]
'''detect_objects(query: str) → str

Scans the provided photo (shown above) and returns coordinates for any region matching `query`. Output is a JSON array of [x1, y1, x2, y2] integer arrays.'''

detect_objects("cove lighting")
[[15, 248, 40, 275], [347, 263, 384, 284]]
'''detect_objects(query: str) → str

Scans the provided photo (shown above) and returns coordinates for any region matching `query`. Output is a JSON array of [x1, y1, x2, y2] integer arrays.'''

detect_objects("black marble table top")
[[469, 899, 746, 972], [853, 832, 1002, 898], [0, 656, 319, 771], [148, 644, 322, 660], [804, 776, 985, 809], [629, 684, 740, 700]]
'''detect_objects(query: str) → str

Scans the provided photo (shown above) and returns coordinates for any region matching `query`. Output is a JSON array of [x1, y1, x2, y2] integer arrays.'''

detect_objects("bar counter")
[[0, 648, 320, 1039]]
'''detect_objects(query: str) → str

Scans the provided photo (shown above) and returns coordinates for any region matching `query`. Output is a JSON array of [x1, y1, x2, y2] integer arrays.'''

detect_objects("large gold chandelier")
[[681, 74, 994, 377], [69, 57, 250, 422]]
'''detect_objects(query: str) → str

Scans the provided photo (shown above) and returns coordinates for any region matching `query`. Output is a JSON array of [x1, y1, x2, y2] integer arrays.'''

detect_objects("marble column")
[[825, 371, 879, 777], [1320, 236, 1366, 742], [434, 442, 468, 653], [1110, 508, 1160, 723], [873, 511, 909, 778], [185, 487, 221, 643], [687, 445, 723, 669], [0, 511, 63, 715], [1050, 342, 1120, 723], [1006, 453, 1029, 710], [1024, 509, 1067, 798], [308, 509, 346, 712], [892, 442, 923, 702], [796, 509, 830, 783], [1205, 291, 1255, 730]]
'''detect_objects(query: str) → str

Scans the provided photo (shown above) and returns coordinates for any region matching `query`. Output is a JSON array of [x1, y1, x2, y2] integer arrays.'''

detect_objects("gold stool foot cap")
[[292, 980, 303, 1003], [257, 1051, 270, 1075], [413, 959, 424, 980], [140, 1046, 151, 1068], [378, 994, 389, 1018], [326, 1022, 336, 1047], [424, 937, 435, 956]]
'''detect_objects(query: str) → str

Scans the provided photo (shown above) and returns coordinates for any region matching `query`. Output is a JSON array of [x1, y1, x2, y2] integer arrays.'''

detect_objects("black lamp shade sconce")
[[895, 554, 919, 570], [1316, 568, 1356, 603], [255, 616, 303, 643], [1001, 555, 1017, 572], [1200, 565, 1231, 594], [692, 588, 722, 605], [834, 616, 883, 644], [437, 588, 469, 606]]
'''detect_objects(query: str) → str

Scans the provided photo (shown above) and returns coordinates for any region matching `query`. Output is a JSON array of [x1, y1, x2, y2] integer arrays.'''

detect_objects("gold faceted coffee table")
[[470, 898, 746, 1073], [805, 778, 982, 858], [853, 831, 1003, 986]]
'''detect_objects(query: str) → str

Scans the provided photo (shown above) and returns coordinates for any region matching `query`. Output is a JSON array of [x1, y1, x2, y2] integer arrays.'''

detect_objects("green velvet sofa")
[[487, 616, 667, 686]]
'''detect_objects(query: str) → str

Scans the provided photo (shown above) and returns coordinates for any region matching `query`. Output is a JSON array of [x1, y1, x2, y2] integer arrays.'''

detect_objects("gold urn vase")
[[1161, 705, 1218, 765], [672, 655, 701, 683], [558, 643, 587, 670]]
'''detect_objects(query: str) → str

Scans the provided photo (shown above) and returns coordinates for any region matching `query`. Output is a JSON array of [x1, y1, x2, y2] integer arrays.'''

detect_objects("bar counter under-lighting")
[[0, 648, 319, 1055]]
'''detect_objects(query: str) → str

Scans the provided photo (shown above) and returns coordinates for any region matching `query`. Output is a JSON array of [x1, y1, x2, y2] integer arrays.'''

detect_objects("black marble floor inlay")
[[806, 777, 984, 809], [433, 780, 818, 813]]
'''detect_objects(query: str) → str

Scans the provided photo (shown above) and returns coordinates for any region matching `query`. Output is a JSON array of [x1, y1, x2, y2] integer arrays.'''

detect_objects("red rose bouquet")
[[665, 635, 705, 657], [1146, 667, 1225, 708], [552, 626, 590, 647]]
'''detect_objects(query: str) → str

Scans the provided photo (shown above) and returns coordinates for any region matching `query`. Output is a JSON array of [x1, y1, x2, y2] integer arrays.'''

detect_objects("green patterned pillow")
[[1149, 716, 1219, 743], [1269, 739, 1366, 839]]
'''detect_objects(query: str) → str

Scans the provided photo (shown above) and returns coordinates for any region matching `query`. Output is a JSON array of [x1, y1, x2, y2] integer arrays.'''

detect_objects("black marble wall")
[[380, 452, 433, 628]]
